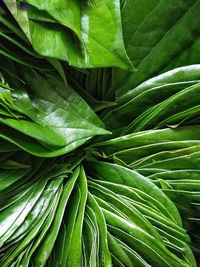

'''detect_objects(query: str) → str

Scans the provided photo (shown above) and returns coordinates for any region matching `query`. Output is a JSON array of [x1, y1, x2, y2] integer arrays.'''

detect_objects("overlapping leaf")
[[94, 125, 200, 260], [3, 0, 134, 70], [104, 65, 200, 134], [0, 0, 200, 266], [114, 0, 200, 96], [0, 65, 109, 157], [86, 160, 195, 267]]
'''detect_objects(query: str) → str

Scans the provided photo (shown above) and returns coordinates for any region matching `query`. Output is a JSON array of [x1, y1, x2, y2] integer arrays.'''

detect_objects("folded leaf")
[[4, 0, 134, 70]]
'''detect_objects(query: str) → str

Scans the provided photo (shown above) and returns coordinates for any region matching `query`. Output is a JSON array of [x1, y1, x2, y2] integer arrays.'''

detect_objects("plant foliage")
[[0, 1, 200, 266]]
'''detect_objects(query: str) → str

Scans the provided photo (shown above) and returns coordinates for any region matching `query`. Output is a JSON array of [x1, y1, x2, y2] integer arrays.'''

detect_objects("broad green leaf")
[[94, 125, 200, 156], [104, 210, 190, 267], [0, 1, 199, 265], [88, 179, 162, 241], [114, 0, 200, 95], [0, 69, 109, 157], [86, 161, 182, 226], [104, 65, 200, 133], [4, 0, 134, 70]]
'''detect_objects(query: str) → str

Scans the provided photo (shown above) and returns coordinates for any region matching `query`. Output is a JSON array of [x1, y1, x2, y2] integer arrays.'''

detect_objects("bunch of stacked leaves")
[[0, 1, 200, 266]]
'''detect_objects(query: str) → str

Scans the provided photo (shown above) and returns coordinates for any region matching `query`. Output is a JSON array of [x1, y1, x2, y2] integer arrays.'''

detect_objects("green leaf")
[[113, 0, 200, 95], [104, 65, 200, 133], [0, 69, 109, 157], [67, 167, 87, 266], [33, 166, 80, 266], [86, 160, 182, 226], [4, 0, 134, 70]]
